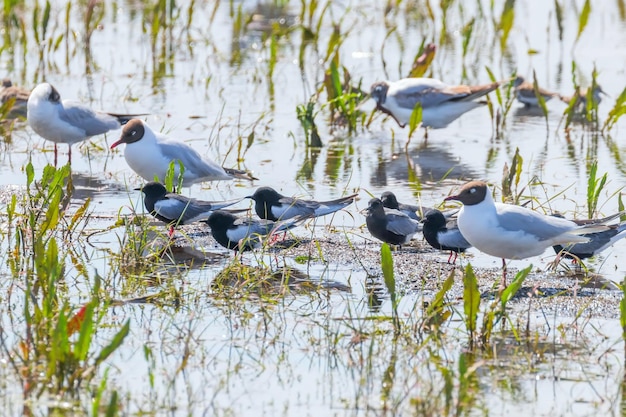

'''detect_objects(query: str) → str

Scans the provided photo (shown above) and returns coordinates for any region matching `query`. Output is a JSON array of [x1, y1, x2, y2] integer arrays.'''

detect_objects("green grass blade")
[[463, 264, 481, 336], [576, 0, 591, 42], [500, 265, 532, 306], [95, 320, 130, 366], [381, 243, 396, 309]]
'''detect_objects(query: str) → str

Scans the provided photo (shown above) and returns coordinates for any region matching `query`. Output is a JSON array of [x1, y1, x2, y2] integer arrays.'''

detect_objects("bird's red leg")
[[68, 145, 72, 165], [168, 226, 175, 239], [447, 251, 454, 264], [54, 143, 58, 167]]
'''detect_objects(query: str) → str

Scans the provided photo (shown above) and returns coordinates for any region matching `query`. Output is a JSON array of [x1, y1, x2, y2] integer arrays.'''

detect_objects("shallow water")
[[1, 0, 626, 415]]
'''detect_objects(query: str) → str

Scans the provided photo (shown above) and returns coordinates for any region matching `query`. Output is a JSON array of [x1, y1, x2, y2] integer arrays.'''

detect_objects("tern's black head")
[[206, 210, 236, 230], [111, 119, 145, 149], [247, 186, 284, 220], [365, 198, 386, 218], [136, 181, 168, 199], [247, 186, 283, 204], [445, 181, 488, 206], [422, 209, 446, 228], [380, 191, 400, 210]]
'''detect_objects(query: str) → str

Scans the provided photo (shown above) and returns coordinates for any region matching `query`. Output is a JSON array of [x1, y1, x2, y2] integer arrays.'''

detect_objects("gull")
[[364, 198, 421, 247], [0, 79, 30, 119], [247, 186, 357, 221], [110, 119, 256, 186], [370, 77, 501, 128], [513, 76, 559, 107], [27, 82, 141, 164], [444, 181, 610, 289], [136, 181, 243, 237], [421, 209, 472, 264]]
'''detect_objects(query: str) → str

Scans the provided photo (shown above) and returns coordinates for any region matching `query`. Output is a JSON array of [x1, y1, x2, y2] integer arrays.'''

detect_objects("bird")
[[560, 85, 606, 112], [370, 77, 502, 129], [513, 75, 559, 107], [27, 82, 141, 165], [380, 191, 429, 221], [247, 186, 358, 222], [136, 181, 243, 237], [364, 198, 421, 247], [110, 119, 255, 186], [421, 209, 472, 264], [444, 181, 610, 289], [0, 79, 29, 119], [204, 210, 304, 252], [551, 212, 626, 261]]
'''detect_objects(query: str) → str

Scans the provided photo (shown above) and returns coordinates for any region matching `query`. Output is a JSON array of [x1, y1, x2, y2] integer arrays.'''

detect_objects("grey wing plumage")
[[313, 194, 358, 217], [497, 208, 577, 241], [60, 100, 120, 136], [437, 228, 472, 249], [274, 197, 318, 219], [161, 195, 242, 223], [159, 140, 232, 181], [394, 86, 461, 108], [386, 210, 421, 235]]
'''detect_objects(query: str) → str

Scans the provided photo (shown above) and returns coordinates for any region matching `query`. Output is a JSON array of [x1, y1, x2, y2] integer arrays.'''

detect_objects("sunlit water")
[[1, 0, 625, 415]]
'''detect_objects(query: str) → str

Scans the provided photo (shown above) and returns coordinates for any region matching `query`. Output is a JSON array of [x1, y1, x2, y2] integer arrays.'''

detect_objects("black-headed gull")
[[136, 181, 243, 236], [364, 197, 421, 247], [445, 181, 610, 288], [370, 77, 501, 128], [421, 209, 471, 264], [247, 186, 357, 221], [27, 82, 140, 164], [204, 210, 304, 252], [513, 76, 559, 107], [1, 79, 29, 119], [110, 119, 255, 186]]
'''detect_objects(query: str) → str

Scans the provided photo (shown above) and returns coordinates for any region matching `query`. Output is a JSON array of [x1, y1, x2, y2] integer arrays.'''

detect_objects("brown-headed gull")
[[110, 119, 255, 186], [370, 77, 501, 128], [444, 181, 610, 288], [27, 82, 141, 164]]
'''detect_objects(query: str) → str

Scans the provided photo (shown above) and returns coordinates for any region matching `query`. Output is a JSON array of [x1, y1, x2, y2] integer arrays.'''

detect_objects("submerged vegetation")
[[0, 0, 624, 416]]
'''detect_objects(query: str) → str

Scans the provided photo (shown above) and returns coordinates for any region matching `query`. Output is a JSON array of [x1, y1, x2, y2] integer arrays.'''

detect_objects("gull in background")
[[370, 77, 502, 129], [27, 82, 143, 165]]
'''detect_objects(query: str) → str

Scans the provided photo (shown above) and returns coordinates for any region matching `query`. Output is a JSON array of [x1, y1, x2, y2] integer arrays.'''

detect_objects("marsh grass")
[[1, 162, 128, 411]]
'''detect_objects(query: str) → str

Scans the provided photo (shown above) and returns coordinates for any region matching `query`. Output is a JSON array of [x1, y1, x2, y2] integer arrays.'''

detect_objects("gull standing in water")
[[370, 77, 502, 128], [111, 119, 255, 186], [27, 82, 142, 165]]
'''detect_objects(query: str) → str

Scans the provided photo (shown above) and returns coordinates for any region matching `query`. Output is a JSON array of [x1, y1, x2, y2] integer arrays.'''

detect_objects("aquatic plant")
[[586, 160, 607, 219], [2, 163, 129, 411]]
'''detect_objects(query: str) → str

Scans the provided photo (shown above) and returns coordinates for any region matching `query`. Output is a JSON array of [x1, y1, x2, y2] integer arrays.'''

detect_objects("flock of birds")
[[0, 74, 622, 289]]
